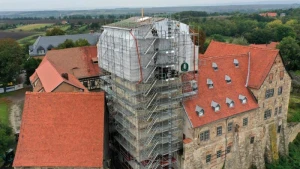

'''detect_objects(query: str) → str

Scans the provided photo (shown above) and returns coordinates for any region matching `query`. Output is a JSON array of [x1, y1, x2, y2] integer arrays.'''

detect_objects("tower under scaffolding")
[[98, 17, 198, 169]]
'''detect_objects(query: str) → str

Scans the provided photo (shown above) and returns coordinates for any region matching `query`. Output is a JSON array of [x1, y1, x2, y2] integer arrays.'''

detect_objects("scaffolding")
[[98, 17, 198, 169]]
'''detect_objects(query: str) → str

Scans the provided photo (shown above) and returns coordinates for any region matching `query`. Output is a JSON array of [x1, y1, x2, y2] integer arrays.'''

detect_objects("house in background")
[[259, 12, 278, 17], [30, 46, 102, 91], [29, 33, 100, 58], [13, 92, 109, 169], [30, 58, 88, 92]]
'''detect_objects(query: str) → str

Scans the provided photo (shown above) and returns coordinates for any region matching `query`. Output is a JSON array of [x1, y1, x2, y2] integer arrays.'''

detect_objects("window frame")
[[265, 89, 274, 99], [200, 130, 210, 141], [264, 109, 272, 120], [278, 86, 283, 95], [226, 146, 231, 154], [206, 154, 211, 163], [217, 150, 222, 158], [277, 125, 282, 133], [250, 136, 255, 144], [228, 122, 233, 132], [217, 126, 222, 136], [243, 117, 248, 126]]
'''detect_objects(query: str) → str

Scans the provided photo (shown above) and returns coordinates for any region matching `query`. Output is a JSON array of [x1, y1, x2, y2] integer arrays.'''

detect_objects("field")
[[288, 95, 300, 122], [0, 100, 9, 125], [0, 31, 35, 40], [13, 23, 53, 31]]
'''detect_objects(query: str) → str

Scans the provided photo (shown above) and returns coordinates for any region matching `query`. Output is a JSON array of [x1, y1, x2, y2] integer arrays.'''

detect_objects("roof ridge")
[[25, 91, 104, 95], [211, 40, 279, 52]]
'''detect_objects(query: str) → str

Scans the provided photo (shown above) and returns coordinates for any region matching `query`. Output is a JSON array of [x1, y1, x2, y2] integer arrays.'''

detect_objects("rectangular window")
[[91, 80, 95, 87], [228, 122, 233, 132], [264, 110, 272, 120], [278, 87, 283, 95], [83, 81, 88, 87], [250, 136, 255, 144], [265, 89, 274, 99], [279, 106, 282, 114], [277, 125, 282, 133], [206, 154, 211, 163], [243, 118, 248, 126], [275, 107, 278, 115], [217, 150, 222, 158], [200, 130, 210, 141], [269, 73, 273, 83], [226, 146, 231, 154], [217, 126, 222, 136], [280, 70, 284, 80]]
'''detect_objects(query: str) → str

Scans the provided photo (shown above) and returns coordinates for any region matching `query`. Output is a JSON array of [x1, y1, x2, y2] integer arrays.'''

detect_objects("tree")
[[231, 37, 249, 45], [46, 27, 65, 36], [266, 19, 283, 29], [0, 121, 14, 156], [275, 25, 296, 41], [277, 36, 300, 71], [23, 58, 42, 85], [0, 39, 24, 91], [90, 23, 100, 30], [210, 34, 226, 42], [244, 28, 274, 44], [74, 39, 90, 47], [57, 39, 75, 49]]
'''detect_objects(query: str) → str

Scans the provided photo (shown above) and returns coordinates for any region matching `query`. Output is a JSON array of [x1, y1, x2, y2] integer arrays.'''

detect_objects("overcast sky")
[[0, 0, 298, 11]]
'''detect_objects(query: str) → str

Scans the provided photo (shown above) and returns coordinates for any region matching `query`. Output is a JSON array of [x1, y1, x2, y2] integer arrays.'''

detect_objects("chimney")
[[61, 73, 69, 80]]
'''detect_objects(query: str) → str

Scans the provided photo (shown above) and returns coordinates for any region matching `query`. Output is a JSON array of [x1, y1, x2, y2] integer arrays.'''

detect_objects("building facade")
[[182, 41, 291, 169]]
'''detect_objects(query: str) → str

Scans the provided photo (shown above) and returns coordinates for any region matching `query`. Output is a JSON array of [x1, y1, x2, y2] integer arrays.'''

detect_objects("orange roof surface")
[[250, 42, 279, 50], [260, 12, 277, 17], [184, 54, 259, 128], [13, 92, 105, 167], [45, 46, 100, 79], [34, 58, 87, 92], [204, 41, 279, 89]]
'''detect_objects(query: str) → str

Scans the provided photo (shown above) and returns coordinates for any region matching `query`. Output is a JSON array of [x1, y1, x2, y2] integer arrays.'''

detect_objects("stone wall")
[[286, 123, 300, 143]]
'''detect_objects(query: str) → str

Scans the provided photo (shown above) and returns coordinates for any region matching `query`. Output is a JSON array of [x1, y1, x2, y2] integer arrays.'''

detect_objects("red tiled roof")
[[204, 41, 279, 89], [260, 12, 277, 17], [13, 92, 105, 167], [183, 138, 193, 144], [184, 54, 259, 128], [45, 46, 100, 79], [34, 58, 87, 92], [250, 42, 279, 50]]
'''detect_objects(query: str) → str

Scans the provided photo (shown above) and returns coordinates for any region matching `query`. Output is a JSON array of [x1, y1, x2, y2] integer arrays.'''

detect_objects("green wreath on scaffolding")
[[181, 62, 189, 72]]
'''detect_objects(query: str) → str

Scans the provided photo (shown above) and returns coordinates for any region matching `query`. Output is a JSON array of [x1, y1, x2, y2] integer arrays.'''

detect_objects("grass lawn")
[[13, 23, 53, 31], [0, 101, 9, 125], [288, 95, 300, 122], [17, 32, 44, 46]]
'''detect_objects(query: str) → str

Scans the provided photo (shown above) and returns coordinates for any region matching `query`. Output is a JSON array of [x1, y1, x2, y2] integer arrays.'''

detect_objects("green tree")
[[210, 34, 226, 42], [244, 28, 274, 44], [46, 27, 65, 36], [275, 25, 296, 41], [231, 37, 249, 45], [90, 22, 100, 30], [0, 39, 24, 91], [57, 39, 75, 49], [74, 39, 90, 47], [23, 58, 42, 85], [0, 121, 14, 156], [277, 36, 300, 70]]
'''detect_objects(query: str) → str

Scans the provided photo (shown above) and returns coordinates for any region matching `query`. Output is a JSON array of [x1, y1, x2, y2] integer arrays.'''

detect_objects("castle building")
[[182, 41, 291, 169]]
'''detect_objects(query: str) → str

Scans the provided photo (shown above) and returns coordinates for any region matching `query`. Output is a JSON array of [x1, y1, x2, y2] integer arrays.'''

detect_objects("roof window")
[[212, 62, 218, 71], [191, 80, 198, 91], [207, 79, 214, 89], [234, 59, 239, 67], [225, 75, 231, 84], [239, 95, 247, 104], [226, 98, 235, 108], [211, 101, 220, 112], [195, 105, 204, 117]]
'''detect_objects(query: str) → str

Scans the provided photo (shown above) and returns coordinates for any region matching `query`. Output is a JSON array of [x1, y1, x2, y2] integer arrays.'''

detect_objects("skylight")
[[234, 59, 239, 67], [225, 75, 232, 84], [239, 95, 247, 104], [212, 62, 218, 71], [226, 98, 235, 108], [196, 105, 204, 117], [211, 101, 220, 112], [207, 79, 214, 89]]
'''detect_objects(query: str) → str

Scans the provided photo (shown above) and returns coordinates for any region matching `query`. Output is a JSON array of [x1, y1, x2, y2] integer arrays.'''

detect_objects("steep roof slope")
[[33, 58, 87, 92], [204, 41, 279, 89], [45, 46, 100, 79], [184, 54, 259, 128], [13, 92, 105, 167]]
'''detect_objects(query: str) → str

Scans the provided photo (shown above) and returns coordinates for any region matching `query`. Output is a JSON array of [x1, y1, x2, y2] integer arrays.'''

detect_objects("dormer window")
[[207, 79, 214, 89], [212, 62, 218, 71], [191, 80, 198, 91], [195, 105, 204, 117], [211, 101, 220, 112], [239, 95, 247, 104], [234, 59, 239, 67], [225, 75, 231, 84], [226, 98, 234, 108]]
